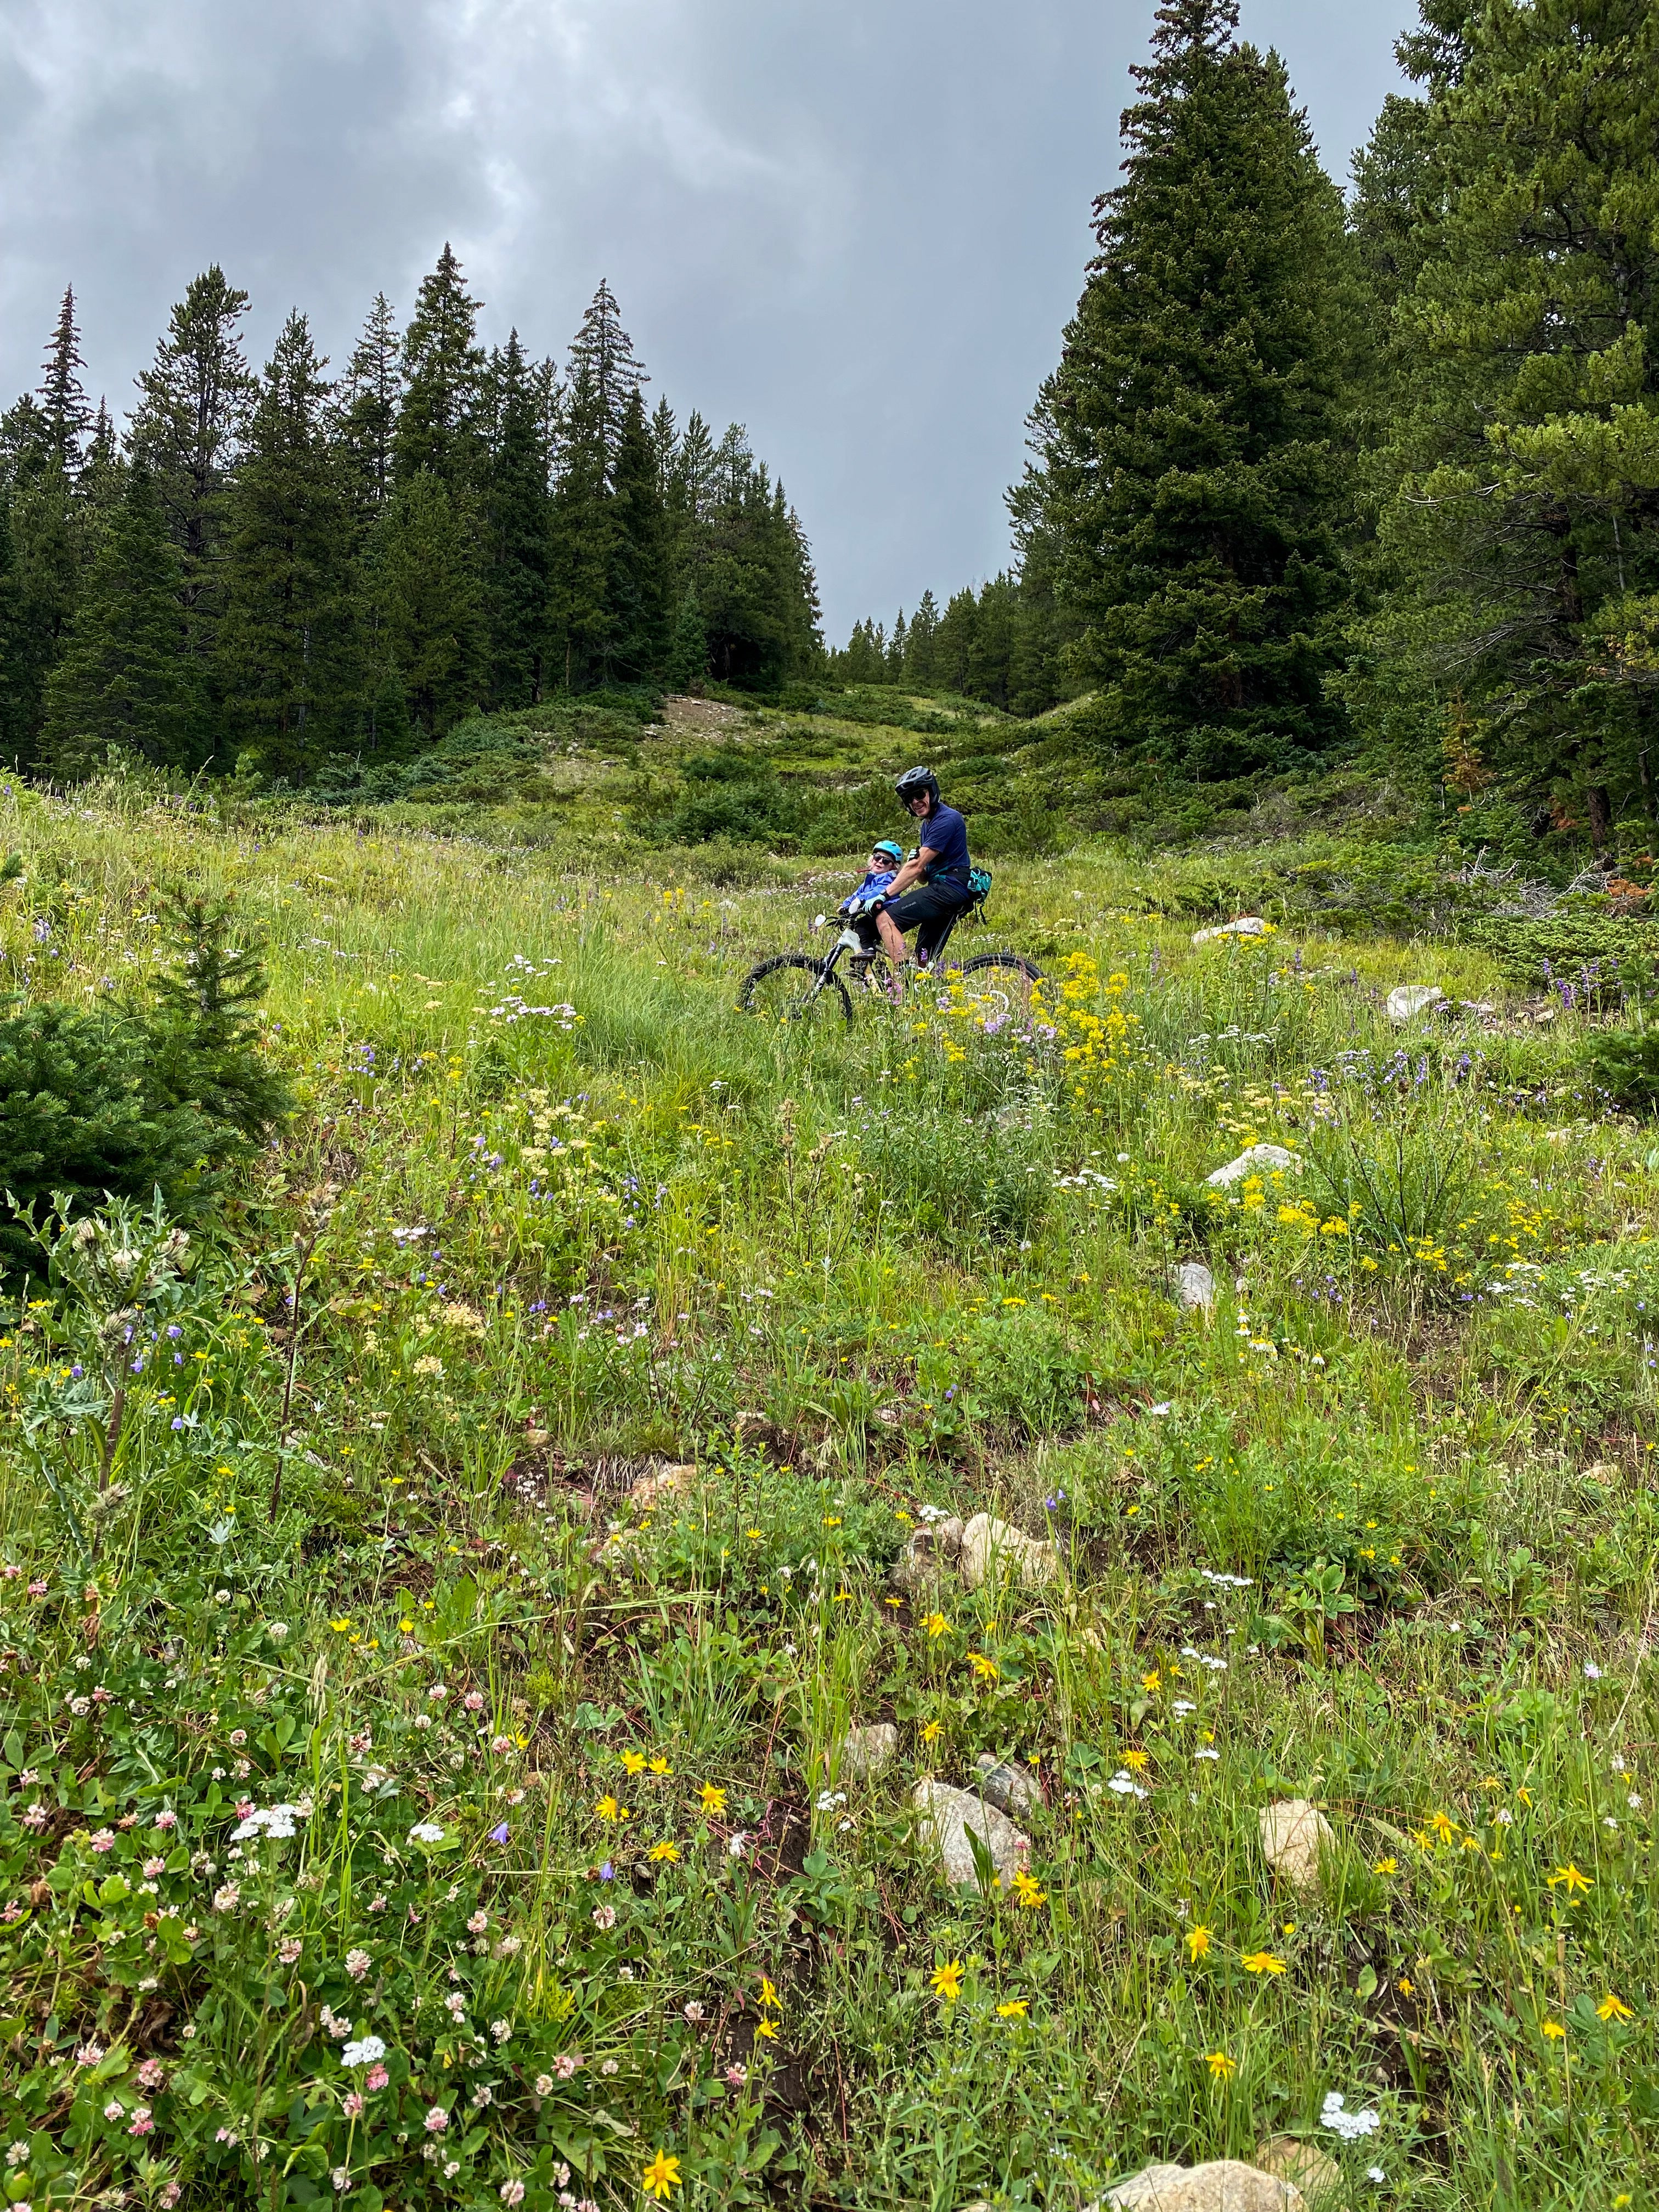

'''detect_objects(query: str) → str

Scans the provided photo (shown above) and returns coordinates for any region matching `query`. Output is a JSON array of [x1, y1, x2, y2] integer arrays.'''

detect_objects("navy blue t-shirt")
[[919, 802, 971, 888]]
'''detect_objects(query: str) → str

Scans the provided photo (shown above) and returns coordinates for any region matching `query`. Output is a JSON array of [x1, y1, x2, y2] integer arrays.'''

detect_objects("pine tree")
[[905, 589, 941, 686], [0, 494, 27, 762], [546, 349, 615, 690], [337, 293, 401, 515], [481, 331, 551, 706], [566, 280, 648, 469], [363, 471, 482, 740], [934, 589, 980, 696], [607, 388, 669, 682], [42, 466, 202, 772], [2, 462, 80, 761], [145, 890, 292, 1138], [128, 267, 256, 676], [37, 286, 94, 476], [1364, 0, 1659, 829], [546, 283, 652, 690], [1020, 0, 1358, 775], [217, 312, 358, 780], [394, 246, 483, 489], [665, 588, 708, 690], [968, 575, 1017, 708]]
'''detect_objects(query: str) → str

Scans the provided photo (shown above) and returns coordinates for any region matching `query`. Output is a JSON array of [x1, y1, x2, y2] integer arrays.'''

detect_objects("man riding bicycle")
[[872, 766, 975, 973]]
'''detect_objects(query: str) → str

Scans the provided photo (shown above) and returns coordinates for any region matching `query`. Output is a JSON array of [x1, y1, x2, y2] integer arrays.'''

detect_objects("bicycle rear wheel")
[[940, 951, 1044, 1025], [738, 953, 854, 1025]]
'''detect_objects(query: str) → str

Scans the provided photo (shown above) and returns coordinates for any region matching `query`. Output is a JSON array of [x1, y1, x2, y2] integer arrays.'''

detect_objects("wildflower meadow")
[[1, 747, 1656, 2212]]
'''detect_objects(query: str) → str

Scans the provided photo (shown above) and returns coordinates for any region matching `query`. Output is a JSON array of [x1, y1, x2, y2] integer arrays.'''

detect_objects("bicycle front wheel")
[[940, 951, 1044, 1025], [738, 954, 854, 1025]]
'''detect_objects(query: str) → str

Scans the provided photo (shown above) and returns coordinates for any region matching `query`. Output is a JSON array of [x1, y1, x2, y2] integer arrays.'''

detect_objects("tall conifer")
[[1020, 0, 1357, 775], [129, 268, 255, 679], [337, 294, 402, 516], [42, 467, 202, 771], [481, 332, 552, 706], [394, 247, 483, 490], [1364, 0, 1659, 830], [0, 495, 27, 761], [607, 389, 670, 682], [364, 472, 482, 738], [218, 313, 358, 779], [37, 287, 94, 476]]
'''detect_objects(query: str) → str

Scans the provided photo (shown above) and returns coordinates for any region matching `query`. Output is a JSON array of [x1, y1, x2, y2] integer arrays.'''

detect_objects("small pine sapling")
[[146, 890, 294, 1141]]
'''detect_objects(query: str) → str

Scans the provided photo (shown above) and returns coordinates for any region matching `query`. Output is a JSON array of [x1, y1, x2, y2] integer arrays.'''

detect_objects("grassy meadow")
[[1, 709, 1656, 2212]]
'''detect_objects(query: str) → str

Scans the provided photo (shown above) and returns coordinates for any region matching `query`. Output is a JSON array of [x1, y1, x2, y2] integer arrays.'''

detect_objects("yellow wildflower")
[[930, 1958, 964, 2004], [641, 2149, 682, 2198]]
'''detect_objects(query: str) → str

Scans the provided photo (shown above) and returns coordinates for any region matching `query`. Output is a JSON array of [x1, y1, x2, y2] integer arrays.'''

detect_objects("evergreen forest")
[[831, 0, 1659, 852], [0, 257, 821, 786]]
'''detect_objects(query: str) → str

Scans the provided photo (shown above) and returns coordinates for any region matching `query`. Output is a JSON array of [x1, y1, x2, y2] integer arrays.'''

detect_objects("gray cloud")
[[1, 0, 1415, 639]]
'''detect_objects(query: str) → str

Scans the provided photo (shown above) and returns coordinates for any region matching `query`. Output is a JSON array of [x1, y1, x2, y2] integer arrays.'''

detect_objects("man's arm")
[[882, 845, 938, 901]]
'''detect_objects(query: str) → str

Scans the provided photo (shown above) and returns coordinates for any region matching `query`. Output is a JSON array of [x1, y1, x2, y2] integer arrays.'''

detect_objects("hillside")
[[1, 716, 1656, 2212]]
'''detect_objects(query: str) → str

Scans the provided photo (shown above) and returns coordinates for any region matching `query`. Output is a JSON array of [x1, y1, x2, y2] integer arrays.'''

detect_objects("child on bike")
[[840, 840, 905, 924]]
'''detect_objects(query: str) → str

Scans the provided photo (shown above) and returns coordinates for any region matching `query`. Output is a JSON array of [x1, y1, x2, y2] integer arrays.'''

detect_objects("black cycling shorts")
[[884, 881, 972, 956]]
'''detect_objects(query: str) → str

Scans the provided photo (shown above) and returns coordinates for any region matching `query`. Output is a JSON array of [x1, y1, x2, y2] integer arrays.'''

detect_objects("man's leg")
[[876, 906, 906, 964]]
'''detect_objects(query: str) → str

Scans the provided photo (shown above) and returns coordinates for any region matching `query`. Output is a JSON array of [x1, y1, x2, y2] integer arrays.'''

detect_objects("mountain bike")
[[737, 890, 1043, 1027]]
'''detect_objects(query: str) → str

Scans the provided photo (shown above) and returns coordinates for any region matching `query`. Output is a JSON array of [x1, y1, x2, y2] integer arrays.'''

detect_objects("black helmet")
[[895, 765, 939, 808]]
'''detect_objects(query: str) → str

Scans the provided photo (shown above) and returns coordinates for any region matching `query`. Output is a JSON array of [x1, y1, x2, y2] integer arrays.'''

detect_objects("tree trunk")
[[1587, 782, 1613, 857]]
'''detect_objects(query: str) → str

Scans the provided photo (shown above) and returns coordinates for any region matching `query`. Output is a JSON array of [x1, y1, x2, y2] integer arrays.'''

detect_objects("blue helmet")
[[871, 839, 904, 865]]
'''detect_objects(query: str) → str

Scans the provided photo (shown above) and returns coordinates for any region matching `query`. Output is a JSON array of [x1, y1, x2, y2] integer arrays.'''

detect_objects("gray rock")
[[839, 1723, 898, 1782], [1192, 917, 1270, 945], [1172, 1260, 1216, 1312], [975, 1753, 1042, 1818], [888, 1516, 966, 1594], [628, 1462, 696, 1510], [1259, 1799, 1334, 1893], [960, 1511, 1059, 1592], [1104, 2162, 1305, 2211], [1253, 2140, 1341, 2205], [1386, 983, 1444, 1022], [910, 1779, 1030, 1892], [1206, 1144, 1300, 1189]]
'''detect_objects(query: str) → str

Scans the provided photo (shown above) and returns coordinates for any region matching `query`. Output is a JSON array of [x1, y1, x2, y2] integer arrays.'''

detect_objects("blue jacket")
[[839, 867, 896, 914]]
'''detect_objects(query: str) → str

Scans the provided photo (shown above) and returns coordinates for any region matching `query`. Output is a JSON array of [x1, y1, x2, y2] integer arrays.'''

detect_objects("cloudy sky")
[[1, 0, 1417, 640]]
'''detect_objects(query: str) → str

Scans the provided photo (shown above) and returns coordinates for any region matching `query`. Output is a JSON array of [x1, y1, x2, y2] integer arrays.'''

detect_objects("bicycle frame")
[[815, 904, 967, 981]]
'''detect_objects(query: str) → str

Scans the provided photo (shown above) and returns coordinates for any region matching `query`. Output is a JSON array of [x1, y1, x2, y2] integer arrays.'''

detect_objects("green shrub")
[[0, 1006, 217, 1280], [1464, 907, 1657, 994], [1577, 1020, 1659, 1108], [0, 895, 291, 1280]]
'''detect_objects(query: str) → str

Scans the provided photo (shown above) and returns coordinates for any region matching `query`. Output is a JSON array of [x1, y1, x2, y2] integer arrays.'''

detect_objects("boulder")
[[975, 1753, 1042, 1819], [1253, 2140, 1341, 2205], [1172, 1260, 1216, 1312], [960, 1511, 1060, 1592], [1206, 1144, 1300, 1190], [1192, 917, 1271, 945], [1259, 1799, 1334, 1893], [1105, 2162, 1305, 2211], [628, 1462, 696, 1510], [839, 1723, 898, 1782], [910, 1779, 1029, 1892], [1385, 984, 1443, 1022], [888, 1516, 966, 1594]]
